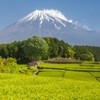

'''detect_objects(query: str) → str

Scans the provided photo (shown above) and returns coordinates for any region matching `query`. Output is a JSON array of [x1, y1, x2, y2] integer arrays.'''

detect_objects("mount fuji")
[[0, 9, 100, 46]]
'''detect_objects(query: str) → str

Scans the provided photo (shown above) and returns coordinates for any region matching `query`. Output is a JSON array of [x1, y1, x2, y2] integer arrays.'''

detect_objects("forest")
[[0, 35, 100, 64]]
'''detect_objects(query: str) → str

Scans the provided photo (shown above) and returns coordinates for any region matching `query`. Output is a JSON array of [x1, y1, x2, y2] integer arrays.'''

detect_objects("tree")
[[23, 35, 49, 61], [44, 37, 59, 58], [67, 47, 75, 59], [58, 40, 69, 57], [80, 53, 94, 61], [0, 44, 8, 58], [44, 37, 70, 58], [73, 46, 95, 61]]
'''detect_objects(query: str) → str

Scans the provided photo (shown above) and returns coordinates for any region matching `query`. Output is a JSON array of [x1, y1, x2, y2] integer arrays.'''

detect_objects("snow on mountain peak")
[[18, 9, 73, 28]]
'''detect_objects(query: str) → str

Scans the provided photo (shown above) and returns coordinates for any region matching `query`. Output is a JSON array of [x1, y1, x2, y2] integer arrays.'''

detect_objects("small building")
[[28, 61, 39, 75], [28, 60, 38, 68]]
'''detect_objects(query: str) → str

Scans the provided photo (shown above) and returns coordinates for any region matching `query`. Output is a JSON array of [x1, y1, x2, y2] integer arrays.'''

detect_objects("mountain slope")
[[0, 9, 100, 46]]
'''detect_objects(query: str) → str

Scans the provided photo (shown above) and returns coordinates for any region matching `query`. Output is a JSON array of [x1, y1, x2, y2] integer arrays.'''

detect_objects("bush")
[[0, 57, 19, 73]]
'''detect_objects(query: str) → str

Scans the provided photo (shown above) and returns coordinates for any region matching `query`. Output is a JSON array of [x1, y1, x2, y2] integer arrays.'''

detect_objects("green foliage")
[[23, 35, 49, 61], [44, 37, 70, 58], [0, 57, 19, 73], [80, 53, 94, 61], [0, 44, 8, 58], [67, 46, 75, 58], [44, 37, 59, 57], [0, 57, 6, 72], [74, 46, 95, 61], [85, 46, 100, 61], [0, 36, 99, 63], [18, 64, 37, 75]]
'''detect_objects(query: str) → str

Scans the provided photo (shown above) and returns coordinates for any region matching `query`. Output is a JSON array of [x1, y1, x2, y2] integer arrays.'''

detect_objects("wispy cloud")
[[83, 24, 91, 30], [72, 20, 91, 30]]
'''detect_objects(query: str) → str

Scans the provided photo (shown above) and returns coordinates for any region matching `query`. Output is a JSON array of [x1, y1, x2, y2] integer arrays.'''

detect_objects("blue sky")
[[0, 0, 100, 30]]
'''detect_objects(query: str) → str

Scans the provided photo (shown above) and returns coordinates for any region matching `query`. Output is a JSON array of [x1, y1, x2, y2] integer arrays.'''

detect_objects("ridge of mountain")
[[0, 9, 100, 46]]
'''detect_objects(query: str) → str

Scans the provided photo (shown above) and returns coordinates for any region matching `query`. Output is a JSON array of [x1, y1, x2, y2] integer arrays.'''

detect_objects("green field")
[[38, 63, 100, 80], [0, 62, 100, 100]]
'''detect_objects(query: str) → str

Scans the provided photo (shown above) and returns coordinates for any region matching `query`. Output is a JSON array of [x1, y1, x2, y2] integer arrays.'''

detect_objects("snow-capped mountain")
[[0, 9, 100, 46]]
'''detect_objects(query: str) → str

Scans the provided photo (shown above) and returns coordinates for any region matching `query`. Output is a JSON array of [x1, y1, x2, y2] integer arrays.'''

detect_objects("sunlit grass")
[[0, 62, 100, 99], [0, 73, 100, 100]]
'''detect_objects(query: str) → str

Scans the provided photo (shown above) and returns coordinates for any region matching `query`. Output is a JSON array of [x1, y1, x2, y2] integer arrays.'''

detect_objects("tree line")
[[0, 35, 100, 63]]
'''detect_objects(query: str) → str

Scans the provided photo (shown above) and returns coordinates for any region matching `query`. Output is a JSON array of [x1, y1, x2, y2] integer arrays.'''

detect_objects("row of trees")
[[73, 46, 94, 61], [0, 35, 99, 63], [44, 37, 75, 58], [74, 45, 100, 61]]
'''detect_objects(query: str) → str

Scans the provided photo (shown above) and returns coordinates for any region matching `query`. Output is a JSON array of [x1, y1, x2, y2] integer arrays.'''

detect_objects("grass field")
[[38, 63, 100, 81], [0, 62, 100, 100], [0, 73, 100, 100]]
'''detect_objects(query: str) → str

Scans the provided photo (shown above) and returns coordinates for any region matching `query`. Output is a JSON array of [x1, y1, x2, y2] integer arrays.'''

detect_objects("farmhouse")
[[28, 60, 38, 68], [28, 61, 39, 75]]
